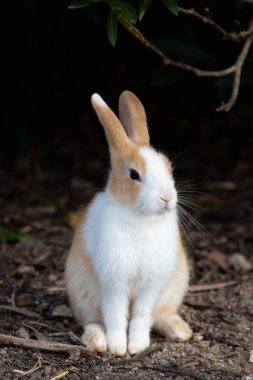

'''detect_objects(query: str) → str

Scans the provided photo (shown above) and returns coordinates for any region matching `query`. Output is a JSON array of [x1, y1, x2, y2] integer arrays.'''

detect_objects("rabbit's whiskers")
[[176, 184, 215, 252]]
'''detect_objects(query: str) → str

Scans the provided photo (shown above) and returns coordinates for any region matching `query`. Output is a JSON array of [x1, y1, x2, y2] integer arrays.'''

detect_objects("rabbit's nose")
[[160, 195, 171, 206]]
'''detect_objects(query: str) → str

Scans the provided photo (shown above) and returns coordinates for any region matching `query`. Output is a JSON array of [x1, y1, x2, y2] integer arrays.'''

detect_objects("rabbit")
[[65, 90, 193, 356]]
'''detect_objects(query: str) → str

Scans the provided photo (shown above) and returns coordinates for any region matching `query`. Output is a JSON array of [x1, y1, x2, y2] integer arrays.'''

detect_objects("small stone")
[[158, 359, 171, 366], [48, 274, 58, 282], [17, 264, 36, 275], [229, 253, 252, 272], [51, 304, 73, 318], [249, 350, 253, 363], [17, 326, 30, 339], [192, 332, 204, 342]]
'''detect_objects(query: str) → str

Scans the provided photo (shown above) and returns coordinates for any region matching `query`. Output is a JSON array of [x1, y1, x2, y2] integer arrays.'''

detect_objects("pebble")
[[192, 332, 204, 342]]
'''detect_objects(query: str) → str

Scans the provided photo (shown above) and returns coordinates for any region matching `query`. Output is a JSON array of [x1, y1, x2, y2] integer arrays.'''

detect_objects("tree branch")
[[216, 31, 253, 111], [178, 7, 253, 43], [116, 14, 237, 78], [104, 0, 253, 112]]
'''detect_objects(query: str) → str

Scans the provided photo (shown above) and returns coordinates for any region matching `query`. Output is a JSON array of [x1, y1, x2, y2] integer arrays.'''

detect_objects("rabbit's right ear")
[[91, 94, 130, 152], [119, 90, 150, 146]]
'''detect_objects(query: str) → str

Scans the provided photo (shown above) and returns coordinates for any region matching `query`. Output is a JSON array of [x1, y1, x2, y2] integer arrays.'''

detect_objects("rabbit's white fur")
[[137, 147, 178, 213], [65, 91, 192, 355]]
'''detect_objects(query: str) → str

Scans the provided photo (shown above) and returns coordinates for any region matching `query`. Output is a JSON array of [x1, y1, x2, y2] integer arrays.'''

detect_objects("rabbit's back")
[[65, 206, 101, 326]]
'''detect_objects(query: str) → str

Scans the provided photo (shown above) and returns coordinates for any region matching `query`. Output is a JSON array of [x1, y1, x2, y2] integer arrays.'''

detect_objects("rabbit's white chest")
[[85, 193, 178, 291]]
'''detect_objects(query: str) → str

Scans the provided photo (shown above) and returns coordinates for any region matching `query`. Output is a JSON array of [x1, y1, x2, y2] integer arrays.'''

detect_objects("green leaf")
[[107, 10, 118, 47], [68, 0, 100, 9], [139, 0, 152, 21], [160, 0, 178, 16], [0, 227, 22, 242], [111, 0, 137, 24], [0, 226, 57, 245]]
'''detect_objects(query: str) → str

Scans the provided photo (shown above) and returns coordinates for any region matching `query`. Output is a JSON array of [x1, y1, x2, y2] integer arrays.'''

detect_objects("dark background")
[[0, 0, 252, 211]]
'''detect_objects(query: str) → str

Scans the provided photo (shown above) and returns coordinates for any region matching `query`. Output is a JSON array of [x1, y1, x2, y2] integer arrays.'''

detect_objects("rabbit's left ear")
[[119, 90, 150, 146]]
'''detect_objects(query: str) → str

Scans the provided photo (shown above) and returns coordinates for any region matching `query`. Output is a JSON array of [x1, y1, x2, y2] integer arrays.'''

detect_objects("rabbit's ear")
[[119, 90, 150, 146], [91, 93, 130, 152]]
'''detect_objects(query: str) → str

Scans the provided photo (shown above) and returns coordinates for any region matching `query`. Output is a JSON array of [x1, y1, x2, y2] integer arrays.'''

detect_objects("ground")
[[0, 113, 253, 380]]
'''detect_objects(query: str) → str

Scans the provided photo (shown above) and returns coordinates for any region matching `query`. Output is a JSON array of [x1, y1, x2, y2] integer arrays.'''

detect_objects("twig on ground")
[[189, 280, 238, 292], [49, 369, 79, 380], [129, 345, 160, 361], [11, 292, 16, 308], [21, 321, 48, 341], [13, 354, 44, 377], [110, 345, 160, 365], [0, 333, 88, 354], [184, 299, 222, 309], [28, 320, 61, 332], [49, 371, 70, 380], [205, 330, 243, 348], [0, 304, 41, 318]]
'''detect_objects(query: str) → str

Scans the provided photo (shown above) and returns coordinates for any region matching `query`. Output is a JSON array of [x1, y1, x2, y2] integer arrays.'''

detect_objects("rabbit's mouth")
[[160, 195, 177, 212], [160, 196, 170, 208], [133, 194, 177, 216], [136, 202, 177, 216]]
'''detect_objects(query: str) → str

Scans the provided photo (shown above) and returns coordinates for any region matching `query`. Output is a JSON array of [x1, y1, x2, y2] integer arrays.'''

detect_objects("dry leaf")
[[199, 250, 228, 271], [16, 295, 38, 306], [18, 326, 30, 339], [192, 333, 204, 342], [17, 264, 36, 275], [65, 209, 83, 228], [229, 253, 253, 272], [51, 304, 73, 318]]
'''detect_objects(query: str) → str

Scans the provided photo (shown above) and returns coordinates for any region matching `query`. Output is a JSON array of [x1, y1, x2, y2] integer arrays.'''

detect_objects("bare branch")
[[104, 0, 253, 111], [0, 304, 41, 318], [178, 7, 253, 43], [216, 33, 253, 111], [116, 15, 237, 78], [0, 332, 88, 353], [179, 7, 234, 41]]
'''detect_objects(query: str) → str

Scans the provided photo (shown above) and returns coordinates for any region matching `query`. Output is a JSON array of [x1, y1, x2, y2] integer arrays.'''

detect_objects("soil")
[[0, 107, 253, 380]]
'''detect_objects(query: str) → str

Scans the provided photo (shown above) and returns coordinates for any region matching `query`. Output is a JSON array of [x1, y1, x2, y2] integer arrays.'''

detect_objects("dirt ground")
[[1, 114, 253, 379]]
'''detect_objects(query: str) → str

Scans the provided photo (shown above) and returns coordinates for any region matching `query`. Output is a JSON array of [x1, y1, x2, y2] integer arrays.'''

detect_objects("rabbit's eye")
[[129, 168, 141, 181]]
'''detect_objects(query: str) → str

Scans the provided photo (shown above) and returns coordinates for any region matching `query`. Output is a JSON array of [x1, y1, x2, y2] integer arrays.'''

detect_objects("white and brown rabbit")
[[65, 90, 192, 355]]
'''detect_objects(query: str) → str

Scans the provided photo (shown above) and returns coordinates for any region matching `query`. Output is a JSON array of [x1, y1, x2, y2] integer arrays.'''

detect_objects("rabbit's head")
[[91, 91, 177, 215]]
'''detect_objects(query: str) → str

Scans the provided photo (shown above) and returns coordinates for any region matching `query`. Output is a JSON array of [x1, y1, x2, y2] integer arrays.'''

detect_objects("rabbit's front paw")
[[128, 332, 150, 355], [81, 323, 107, 352], [164, 314, 192, 342], [107, 330, 127, 356]]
